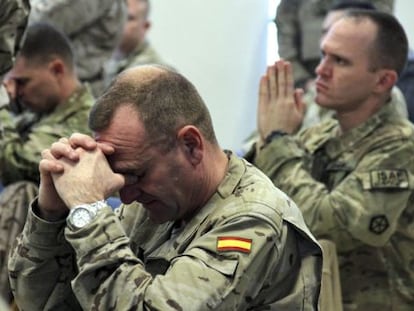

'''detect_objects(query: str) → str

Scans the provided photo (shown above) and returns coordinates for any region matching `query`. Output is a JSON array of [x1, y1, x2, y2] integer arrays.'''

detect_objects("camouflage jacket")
[[0, 84, 93, 186], [28, 0, 127, 96], [0, 0, 29, 79], [247, 102, 414, 311], [9, 154, 322, 310]]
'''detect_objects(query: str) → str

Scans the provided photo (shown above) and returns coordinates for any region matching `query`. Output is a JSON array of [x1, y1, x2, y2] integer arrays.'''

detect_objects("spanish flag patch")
[[217, 236, 252, 253]]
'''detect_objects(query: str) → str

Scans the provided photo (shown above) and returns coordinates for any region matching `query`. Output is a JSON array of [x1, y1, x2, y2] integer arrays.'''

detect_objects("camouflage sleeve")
[[252, 134, 414, 252], [275, 0, 314, 84], [9, 203, 289, 310], [0, 108, 41, 184], [0, 0, 29, 78], [28, 0, 116, 35], [8, 202, 82, 311], [0, 114, 76, 185]]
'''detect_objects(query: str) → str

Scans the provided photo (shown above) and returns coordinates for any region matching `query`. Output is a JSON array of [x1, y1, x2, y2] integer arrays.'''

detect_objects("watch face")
[[72, 207, 93, 228]]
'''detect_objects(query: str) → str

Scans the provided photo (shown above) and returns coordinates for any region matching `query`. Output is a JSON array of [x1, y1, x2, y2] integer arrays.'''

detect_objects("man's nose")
[[315, 58, 331, 78]]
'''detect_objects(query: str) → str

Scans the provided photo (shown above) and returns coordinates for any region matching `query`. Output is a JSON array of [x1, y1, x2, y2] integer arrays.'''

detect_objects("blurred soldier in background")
[[0, 22, 94, 305], [275, 0, 394, 89], [104, 0, 167, 89], [0, 1, 30, 308], [28, 0, 127, 97]]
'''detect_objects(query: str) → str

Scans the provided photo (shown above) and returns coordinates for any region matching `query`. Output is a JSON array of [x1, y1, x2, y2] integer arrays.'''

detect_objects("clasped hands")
[[256, 60, 306, 149], [37, 133, 129, 221]]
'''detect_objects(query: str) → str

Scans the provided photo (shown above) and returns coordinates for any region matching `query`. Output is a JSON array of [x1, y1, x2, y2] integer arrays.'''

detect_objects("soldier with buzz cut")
[[28, 0, 127, 97], [0, 22, 94, 305], [275, 0, 394, 89], [247, 8, 414, 311]]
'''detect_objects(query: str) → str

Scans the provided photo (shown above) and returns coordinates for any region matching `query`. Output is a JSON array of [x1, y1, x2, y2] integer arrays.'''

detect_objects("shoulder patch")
[[369, 215, 389, 235], [217, 236, 252, 254], [368, 169, 409, 189]]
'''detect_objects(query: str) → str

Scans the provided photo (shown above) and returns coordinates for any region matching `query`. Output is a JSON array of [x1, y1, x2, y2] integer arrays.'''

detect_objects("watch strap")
[[261, 130, 288, 149], [67, 200, 107, 230]]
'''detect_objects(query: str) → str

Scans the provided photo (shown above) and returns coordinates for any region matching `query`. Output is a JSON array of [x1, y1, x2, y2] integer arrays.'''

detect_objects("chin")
[[315, 96, 330, 109]]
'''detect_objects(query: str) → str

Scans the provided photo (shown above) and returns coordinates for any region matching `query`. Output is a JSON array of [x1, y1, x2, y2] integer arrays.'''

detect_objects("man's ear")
[[176, 125, 203, 166], [48, 59, 65, 77], [375, 69, 397, 92]]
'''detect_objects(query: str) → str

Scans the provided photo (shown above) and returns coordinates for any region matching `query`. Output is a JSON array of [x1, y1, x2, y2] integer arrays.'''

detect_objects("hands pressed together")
[[37, 133, 126, 221], [257, 60, 306, 148]]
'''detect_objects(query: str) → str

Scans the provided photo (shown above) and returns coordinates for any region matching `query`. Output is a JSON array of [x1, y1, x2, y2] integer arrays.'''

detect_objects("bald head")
[[117, 64, 166, 84], [90, 65, 218, 150]]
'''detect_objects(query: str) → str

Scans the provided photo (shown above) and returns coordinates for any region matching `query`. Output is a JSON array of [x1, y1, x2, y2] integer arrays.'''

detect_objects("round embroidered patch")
[[369, 215, 389, 234]]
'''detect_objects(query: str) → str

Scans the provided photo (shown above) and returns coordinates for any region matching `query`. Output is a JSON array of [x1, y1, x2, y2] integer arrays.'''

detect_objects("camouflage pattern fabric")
[[0, 181, 38, 304], [28, 0, 127, 97], [9, 154, 322, 310], [0, 84, 94, 186], [275, 0, 395, 87], [0, 84, 93, 306], [247, 102, 414, 311], [0, 0, 30, 308], [0, 0, 30, 79]]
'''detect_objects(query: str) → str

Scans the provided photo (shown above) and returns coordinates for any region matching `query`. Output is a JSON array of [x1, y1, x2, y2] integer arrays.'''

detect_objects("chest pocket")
[[311, 148, 355, 190]]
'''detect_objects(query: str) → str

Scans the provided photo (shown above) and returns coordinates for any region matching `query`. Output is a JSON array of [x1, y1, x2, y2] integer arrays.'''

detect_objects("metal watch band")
[[67, 200, 107, 230]]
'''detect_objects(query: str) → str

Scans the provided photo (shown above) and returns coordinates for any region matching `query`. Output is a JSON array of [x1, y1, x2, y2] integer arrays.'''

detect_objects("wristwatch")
[[66, 200, 107, 230]]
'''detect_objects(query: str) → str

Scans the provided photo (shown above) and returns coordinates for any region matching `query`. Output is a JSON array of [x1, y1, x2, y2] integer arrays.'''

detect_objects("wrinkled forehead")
[[0, 0, 30, 78]]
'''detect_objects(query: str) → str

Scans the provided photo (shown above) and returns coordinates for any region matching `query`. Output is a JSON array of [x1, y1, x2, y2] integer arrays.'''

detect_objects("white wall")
[[394, 0, 414, 48], [149, 0, 268, 152]]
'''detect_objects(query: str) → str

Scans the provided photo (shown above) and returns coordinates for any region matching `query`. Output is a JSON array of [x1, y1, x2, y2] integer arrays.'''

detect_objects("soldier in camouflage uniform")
[[28, 0, 127, 97], [246, 10, 414, 311], [2, 22, 94, 186], [9, 65, 322, 310], [239, 1, 406, 157], [0, 1, 31, 308], [0, 23, 94, 304], [104, 0, 167, 89], [275, 0, 394, 89]]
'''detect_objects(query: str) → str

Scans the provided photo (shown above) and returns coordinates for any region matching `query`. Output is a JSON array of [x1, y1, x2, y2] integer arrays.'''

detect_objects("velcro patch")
[[368, 169, 409, 189], [369, 215, 389, 234], [217, 236, 252, 253]]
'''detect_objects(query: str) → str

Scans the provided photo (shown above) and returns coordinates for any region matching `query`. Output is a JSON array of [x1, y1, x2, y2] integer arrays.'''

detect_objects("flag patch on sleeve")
[[217, 236, 252, 253]]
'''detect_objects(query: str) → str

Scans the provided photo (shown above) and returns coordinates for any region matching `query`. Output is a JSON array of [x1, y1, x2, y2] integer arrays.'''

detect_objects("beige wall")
[[149, 0, 268, 152]]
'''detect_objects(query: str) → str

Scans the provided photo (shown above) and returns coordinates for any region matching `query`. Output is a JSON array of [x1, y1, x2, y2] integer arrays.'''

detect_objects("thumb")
[[294, 88, 306, 116], [107, 173, 136, 196]]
